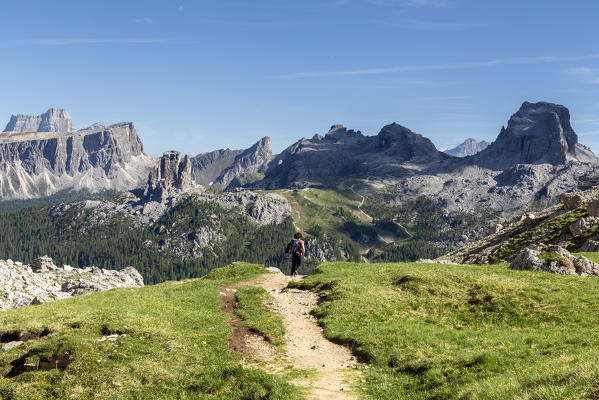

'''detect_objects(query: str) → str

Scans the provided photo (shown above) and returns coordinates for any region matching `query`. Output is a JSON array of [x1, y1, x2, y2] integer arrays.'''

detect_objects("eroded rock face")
[[509, 246, 599, 276], [569, 217, 599, 237], [474, 102, 596, 168], [444, 138, 489, 157], [3, 107, 73, 133], [562, 192, 586, 210], [144, 151, 193, 201], [0, 256, 143, 311], [580, 239, 599, 252], [0, 121, 155, 199], [256, 123, 448, 189]]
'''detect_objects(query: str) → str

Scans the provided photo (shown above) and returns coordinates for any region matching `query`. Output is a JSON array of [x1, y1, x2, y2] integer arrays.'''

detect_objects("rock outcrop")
[[444, 138, 489, 157], [473, 101, 596, 169], [216, 136, 273, 188], [255, 123, 449, 189], [4, 107, 73, 133], [144, 151, 193, 201], [0, 256, 143, 311], [509, 246, 599, 276], [191, 137, 273, 189], [442, 184, 599, 265], [191, 148, 244, 186], [0, 115, 156, 200]]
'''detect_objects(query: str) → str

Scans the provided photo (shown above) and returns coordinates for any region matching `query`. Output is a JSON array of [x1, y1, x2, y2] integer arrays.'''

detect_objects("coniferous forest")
[[0, 196, 296, 284]]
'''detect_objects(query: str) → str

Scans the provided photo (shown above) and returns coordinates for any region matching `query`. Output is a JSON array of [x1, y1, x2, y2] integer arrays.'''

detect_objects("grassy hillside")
[[291, 261, 599, 399], [277, 189, 483, 264], [0, 263, 302, 400]]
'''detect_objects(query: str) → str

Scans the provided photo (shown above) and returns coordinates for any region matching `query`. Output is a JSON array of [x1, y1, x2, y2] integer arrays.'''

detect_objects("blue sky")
[[2, 0, 599, 155]]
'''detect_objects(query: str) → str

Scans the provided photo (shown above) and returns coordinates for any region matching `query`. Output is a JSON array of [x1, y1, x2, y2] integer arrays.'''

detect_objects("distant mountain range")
[[0, 101, 597, 276], [1, 101, 598, 219]]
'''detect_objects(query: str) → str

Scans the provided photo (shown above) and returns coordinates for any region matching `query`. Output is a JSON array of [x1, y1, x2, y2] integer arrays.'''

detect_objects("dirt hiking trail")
[[221, 271, 362, 400]]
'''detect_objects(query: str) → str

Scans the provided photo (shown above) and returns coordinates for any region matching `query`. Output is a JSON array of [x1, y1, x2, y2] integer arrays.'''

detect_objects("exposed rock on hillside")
[[191, 137, 273, 189], [444, 138, 489, 157], [255, 123, 448, 189], [191, 148, 243, 186], [472, 102, 596, 168], [0, 256, 143, 311], [442, 184, 599, 264], [216, 136, 273, 188], [144, 150, 193, 201], [3, 107, 73, 133], [0, 119, 156, 199], [510, 246, 599, 276]]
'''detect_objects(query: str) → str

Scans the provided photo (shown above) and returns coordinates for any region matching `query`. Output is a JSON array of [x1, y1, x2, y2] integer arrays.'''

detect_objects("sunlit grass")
[[0, 263, 302, 400], [291, 261, 599, 399]]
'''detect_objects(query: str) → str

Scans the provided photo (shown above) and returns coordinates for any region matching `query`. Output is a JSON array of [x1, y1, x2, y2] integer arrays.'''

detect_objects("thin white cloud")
[[568, 67, 599, 84], [135, 17, 153, 24], [0, 39, 165, 46], [578, 130, 599, 136], [573, 119, 599, 124], [283, 54, 599, 78]]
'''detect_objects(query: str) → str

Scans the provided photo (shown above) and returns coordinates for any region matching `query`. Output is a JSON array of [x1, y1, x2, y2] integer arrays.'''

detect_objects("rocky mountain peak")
[[475, 101, 595, 168], [144, 151, 193, 201], [3, 107, 73, 133], [376, 123, 445, 162], [325, 124, 363, 141], [445, 138, 490, 157], [215, 136, 273, 188]]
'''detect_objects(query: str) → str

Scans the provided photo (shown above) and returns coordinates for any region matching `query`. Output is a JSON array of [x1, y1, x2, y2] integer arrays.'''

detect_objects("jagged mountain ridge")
[[4, 107, 73, 133], [253, 123, 449, 189], [0, 118, 156, 200], [191, 136, 273, 189], [248, 101, 598, 218], [444, 138, 489, 157]]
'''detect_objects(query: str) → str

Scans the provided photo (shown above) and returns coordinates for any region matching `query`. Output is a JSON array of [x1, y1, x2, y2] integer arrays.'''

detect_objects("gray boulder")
[[588, 200, 599, 217], [569, 217, 599, 237], [580, 239, 599, 252], [510, 246, 599, 276], [30, 256, 56, 273], [562, 192, 585, 210]]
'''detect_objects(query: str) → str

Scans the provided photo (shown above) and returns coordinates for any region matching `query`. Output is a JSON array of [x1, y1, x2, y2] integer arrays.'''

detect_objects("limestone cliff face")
[[4, 107, 73, 133], [144, 151, 193, 201], [191, 137, 273, 189], [0, 122, 155, 199], [473, 101, 596, 169], [444, 138, 489, 157]]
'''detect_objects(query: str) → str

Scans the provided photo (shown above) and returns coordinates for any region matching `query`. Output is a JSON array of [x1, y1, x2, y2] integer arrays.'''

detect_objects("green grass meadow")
[[235, 286, 285, 345], [0, 263, 302, 400], [291, 261, 599, 399]]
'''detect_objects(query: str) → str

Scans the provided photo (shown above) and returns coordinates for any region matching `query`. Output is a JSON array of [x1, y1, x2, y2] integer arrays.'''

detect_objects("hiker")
[[285, 232, 305, 276]]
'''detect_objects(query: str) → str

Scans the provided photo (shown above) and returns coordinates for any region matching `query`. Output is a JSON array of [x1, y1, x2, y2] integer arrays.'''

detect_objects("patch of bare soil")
[[220, 279, 277, 363], [221, 272, 362, 399]]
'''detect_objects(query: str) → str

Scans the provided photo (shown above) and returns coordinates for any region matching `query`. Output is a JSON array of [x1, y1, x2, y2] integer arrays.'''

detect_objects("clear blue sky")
[[2, 0, 599, 155]]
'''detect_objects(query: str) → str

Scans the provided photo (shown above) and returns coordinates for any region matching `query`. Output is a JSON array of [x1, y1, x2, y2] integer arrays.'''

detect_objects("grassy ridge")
[[0, 263, 302, 400], [291, 261, 599, 399], [235, 286, 285, 345]]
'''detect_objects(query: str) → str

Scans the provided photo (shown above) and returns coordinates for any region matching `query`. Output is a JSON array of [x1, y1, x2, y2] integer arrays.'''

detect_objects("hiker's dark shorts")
[[291, 254, 302, 274]]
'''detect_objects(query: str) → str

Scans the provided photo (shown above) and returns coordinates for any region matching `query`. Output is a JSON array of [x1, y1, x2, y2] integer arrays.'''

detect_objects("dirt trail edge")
[[221, 271, 362, 400]]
